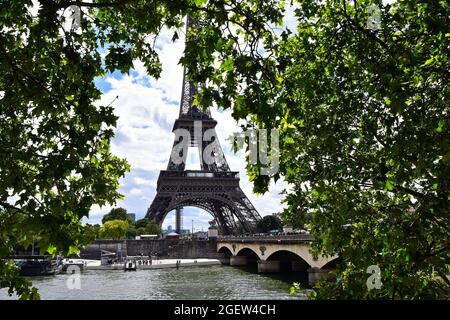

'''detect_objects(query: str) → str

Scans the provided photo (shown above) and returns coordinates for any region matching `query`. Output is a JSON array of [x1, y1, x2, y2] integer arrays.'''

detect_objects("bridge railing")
[[217, 234, 315, 242]]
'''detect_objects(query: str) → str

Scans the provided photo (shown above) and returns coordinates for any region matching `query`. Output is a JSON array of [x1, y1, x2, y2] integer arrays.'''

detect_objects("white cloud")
[[133, 177, 154, 186], [129, 188, 143, 196]]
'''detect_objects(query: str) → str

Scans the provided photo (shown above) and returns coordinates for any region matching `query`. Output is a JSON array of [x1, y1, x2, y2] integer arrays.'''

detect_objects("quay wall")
[[79, 239, 220, 260]]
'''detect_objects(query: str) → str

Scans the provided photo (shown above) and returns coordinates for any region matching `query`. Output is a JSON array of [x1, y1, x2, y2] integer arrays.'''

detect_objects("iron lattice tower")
[[145, 16, 261, 235]]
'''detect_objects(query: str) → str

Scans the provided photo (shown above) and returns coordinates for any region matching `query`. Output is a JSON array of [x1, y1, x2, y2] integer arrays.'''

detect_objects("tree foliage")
[[256, 215, 282, 233], [133, 219, 162, 236], [99, 220, 128, 240], [101, 207, 130, 224], [189, 0, 450, 299], [0, 0, 282, 298], [143, 220, 162, 235], [2, 0, 448, 300], [134, 218, 151, 230], [82, 223, 100, 243], [125, 225, 137, 239], [98, 211, 163, 239], [0, 209, 40, 299]]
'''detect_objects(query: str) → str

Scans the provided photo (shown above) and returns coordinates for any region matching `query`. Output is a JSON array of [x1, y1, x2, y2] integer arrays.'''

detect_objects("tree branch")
[[393, 185, 425, 199], [437, 269, 450, 287], [341, 1, 389, 50], [48, 0, 134, 9], [0, 201, 27, 215]]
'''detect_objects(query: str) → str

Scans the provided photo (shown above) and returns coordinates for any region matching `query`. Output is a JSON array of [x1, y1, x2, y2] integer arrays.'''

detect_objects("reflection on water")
[[0, 265, 310, 300]]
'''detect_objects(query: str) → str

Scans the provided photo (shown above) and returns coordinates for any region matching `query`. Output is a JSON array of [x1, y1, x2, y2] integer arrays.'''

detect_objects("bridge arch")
[[217, 246, 233, 258], [320, 256, 342, 270], [235, 247, 260, 263], [225, 247, 260, 267], [217, 243, 234, 256], [218, 241, 338, 269], [266, 250, 311, 272], [263, 244, 319, 267]]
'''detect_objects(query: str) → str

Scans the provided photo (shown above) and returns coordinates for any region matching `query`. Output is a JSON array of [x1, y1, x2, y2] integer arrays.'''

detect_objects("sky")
[[86, 15, 299, 231]]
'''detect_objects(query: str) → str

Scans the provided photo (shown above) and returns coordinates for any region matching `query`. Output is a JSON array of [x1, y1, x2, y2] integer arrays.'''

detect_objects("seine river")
[[0, 265, 309, 300]]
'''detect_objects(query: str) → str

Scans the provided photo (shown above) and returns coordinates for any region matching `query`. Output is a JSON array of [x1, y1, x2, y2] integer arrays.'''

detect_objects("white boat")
[[62, 259, 85, 273]]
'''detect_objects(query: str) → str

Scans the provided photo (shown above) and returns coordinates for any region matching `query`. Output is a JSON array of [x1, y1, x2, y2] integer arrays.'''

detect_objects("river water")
[[0, 265, 309, 300]]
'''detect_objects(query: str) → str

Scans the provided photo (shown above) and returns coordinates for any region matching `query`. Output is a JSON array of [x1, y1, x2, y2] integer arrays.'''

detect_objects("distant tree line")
[[256, 214, 283, 233], [83, 207, 161, 241]]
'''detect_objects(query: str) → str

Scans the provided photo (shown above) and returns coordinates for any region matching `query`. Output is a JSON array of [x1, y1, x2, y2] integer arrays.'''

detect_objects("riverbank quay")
[[79, 239, 220, 260]]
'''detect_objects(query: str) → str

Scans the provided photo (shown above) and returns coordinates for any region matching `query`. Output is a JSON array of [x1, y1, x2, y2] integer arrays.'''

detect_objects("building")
[[164, 232, 180, 240], [208, 226, 218, 240], [163, 225, 190, 234], [127, 213, 136, 222], [137, 234, 158, 240], [193, 231, 208, 240]]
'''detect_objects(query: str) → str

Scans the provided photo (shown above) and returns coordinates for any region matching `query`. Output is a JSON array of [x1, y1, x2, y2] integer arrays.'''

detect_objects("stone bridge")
[[217, 235, 339, 285]]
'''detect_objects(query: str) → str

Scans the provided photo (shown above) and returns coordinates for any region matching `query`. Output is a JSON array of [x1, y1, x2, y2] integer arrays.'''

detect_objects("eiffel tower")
[[146, 17, 261, 235]]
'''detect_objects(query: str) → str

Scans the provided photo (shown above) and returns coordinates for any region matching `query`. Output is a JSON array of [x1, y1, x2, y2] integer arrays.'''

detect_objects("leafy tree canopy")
[[82, 223, 100, 243], [190, 0, 450, 299], [2, 0, 448, 300], [133, 219, 162, 235], [256, 215, 283, 233], [125, 225, 137, 239], [143, 220, 162, 235], [102, 207, 130, 224], [99, 219, 128, 240], [134, 218, 150, 230], [0, 0, 282, 298]]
